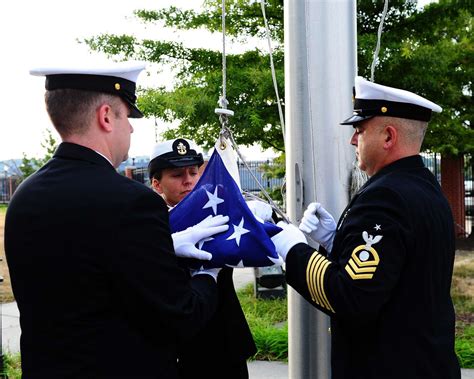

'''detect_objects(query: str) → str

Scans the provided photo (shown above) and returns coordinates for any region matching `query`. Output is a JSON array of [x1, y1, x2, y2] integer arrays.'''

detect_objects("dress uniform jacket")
[[5, 142, 218, 379], [286, 155, 460, 378], [177, 266, 257, 379]]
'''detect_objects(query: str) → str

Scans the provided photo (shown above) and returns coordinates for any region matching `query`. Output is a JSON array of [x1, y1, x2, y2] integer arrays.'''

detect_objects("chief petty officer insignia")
[[175, 140, 188, 155], [345, 231, 382, 280]]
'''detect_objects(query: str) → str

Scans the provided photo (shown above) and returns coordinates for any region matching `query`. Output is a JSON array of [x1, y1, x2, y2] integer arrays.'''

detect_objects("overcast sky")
[[1, 0, 433, 164]]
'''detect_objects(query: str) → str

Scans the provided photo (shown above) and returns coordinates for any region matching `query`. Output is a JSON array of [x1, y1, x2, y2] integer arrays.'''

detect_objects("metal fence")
[[421, 152, 441, 182], [237, 160, 284, 194], [0, 176, 20, 204], [464, 155, 473, 236], [129, 160, 285, 195], [1, 155, 471, 236]]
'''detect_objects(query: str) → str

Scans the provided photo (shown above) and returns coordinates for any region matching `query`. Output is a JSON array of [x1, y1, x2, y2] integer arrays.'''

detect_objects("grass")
[[237, 284, 288, 361], [2, 353, 21, 379], [452, 250, 474, 368], [456, 325, 474, 369]]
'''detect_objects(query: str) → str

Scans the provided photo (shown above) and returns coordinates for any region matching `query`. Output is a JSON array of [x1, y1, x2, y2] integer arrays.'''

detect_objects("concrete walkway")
[[1, 301, 20, 354], [2, 268, 474, 379]]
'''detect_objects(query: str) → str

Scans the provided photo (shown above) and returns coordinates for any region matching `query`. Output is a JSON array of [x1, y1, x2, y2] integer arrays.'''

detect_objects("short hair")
[[151, 171, 163, 181], [379, 116, 428, 148], [45, 89, 122, 138]]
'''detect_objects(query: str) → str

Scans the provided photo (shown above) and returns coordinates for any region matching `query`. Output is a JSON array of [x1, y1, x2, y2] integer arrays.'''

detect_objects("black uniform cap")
[[148, 138, 204, 179], [30, 61, 146, 118], [340, 76, 442, 125]]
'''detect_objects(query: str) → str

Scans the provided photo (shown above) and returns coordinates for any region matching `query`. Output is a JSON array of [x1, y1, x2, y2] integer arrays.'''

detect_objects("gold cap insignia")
[[115, 83, 121, 91], [381, 106, 388, 113]]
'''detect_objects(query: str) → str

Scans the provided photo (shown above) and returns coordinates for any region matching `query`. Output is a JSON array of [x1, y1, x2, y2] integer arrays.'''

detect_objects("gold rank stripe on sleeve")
[[306, 252, 335, 313], [344, 244, 380, 280]]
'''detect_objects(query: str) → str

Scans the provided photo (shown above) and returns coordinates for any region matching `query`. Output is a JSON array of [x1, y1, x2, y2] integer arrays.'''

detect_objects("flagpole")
[[284, 0, 357, 377]]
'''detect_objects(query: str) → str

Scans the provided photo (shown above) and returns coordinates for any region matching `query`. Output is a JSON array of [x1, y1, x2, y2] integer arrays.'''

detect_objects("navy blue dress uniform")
[[149, 140, 257, 379], [177, 266, 257, 379], [284, 77, 460, 378], [5, 63, 220, 379]]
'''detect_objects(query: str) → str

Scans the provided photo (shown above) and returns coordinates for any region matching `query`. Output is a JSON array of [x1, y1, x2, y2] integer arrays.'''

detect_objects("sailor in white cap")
[[5, 61, 229, 377], [340, 76, 442, 176], [29, 61, 147, 168], [148, 138, 204, 207], [30, 61, 147, 119], [148, 138, 257, 378], [340, 76, 442, 126], [269, 77, 460, 378]]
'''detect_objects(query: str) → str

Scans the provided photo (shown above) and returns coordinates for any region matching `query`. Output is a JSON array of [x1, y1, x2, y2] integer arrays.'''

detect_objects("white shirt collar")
[[94, 150, 114, 167]]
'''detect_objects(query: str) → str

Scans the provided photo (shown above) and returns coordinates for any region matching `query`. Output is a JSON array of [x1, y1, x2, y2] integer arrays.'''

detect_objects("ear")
[[151, 178, 163, 194], [97, 103, 114, 132], [383, 125, 397, 150]]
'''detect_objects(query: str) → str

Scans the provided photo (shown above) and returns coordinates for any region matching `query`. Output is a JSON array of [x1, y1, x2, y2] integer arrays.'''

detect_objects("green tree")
[[21, 129, 58, 180], [83, 0, 472, 155], [83, 0, 285, 152], [357, 0, 473, 155]]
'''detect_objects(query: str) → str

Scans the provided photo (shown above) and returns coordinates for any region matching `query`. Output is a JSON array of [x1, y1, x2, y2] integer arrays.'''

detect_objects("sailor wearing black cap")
[[30, 61, 146, 118], [148, 138, 204, 207], [149, 138, 257, 379], [270, 77, 460, 378], [5, 62, 229, 378], [340, 76, 442, 125]]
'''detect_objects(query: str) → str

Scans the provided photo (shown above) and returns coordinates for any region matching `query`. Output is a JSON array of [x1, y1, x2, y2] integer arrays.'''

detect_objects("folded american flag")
[[169, 138, 283, 268]]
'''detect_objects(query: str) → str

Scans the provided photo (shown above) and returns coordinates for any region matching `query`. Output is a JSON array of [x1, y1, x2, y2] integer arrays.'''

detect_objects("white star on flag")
[[227, 217, 250, 246], [203, 186, 224, 215], [374, 224, 381, 231]]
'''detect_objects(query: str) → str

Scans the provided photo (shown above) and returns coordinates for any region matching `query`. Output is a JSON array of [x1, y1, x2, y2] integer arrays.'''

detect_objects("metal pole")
[[285, 0, 357, 377]]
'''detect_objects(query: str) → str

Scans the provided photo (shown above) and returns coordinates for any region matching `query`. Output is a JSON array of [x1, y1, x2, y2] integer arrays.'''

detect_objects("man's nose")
[[350, 131, 358, 146]]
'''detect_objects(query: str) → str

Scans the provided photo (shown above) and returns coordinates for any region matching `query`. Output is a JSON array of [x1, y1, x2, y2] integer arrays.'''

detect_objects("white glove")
[[246, 200, 273, 222], [299, 202, 336, 253], [172, 215, 229, 260], [271, 221, 307, 261], [190, 268, 221, 282]]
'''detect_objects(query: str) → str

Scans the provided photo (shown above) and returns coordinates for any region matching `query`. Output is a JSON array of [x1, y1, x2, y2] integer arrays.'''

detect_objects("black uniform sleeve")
[[286, 186, 413, 321], [110, 189, 218, 340]]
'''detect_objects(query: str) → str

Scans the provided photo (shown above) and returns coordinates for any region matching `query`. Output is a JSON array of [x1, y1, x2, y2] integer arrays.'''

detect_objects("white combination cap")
[[30, 61, 146, 118], [148, 138, 204, 179], [341, 76, 442, 125]]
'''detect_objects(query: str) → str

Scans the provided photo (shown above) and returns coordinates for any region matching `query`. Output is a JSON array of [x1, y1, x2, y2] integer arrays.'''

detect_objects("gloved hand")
[[271, 221, 307, 261], [172, 215, 229, 260], [190, 268, 221, 282], [247, 200, 273, 222], [299, 202, 336, 253]]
